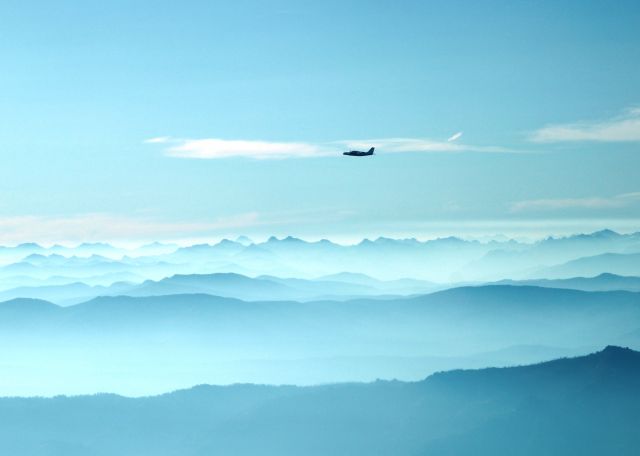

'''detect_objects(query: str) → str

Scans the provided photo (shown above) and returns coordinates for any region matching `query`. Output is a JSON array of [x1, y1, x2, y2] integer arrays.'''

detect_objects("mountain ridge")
[[0, 346, 637, 455]]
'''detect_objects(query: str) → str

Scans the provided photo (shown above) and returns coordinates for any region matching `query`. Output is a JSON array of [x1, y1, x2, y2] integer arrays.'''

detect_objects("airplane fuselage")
[[343, 151, 373, 156], [343, 147, 375, 157]]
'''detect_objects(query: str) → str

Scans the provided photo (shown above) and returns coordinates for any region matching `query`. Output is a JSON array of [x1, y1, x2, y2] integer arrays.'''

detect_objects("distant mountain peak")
[[264, 236, 304, 244], [0, 297, 59, 311], [590, 229, 619, 238], [432, 236, 464, 243], [235, 235, 253, 246], [141, 241, 166, 247], [23, 253, 47, 260], [179, 243, 212, 251], [594, 272, 623, 279], [599, 345, 636, 356], [216, 239, 240, 246], [16, 242, 42, 249]]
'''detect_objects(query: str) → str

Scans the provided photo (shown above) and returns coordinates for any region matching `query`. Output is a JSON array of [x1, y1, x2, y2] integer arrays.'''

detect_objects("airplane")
[[343, 147, 375, 157]]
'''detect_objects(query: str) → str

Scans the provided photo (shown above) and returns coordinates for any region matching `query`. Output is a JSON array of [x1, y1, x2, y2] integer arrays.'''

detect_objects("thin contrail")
[[447, 131, 463, 142]]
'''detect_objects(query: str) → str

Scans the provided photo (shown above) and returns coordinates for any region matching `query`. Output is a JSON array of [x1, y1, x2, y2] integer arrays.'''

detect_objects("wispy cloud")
[[529, 108, 640, 143], [148, 136, 510, 159], [447, 131, 463, 142], [511, 192, 640, 212], [0, 209, 356, 245], [143, 136, 171, 144], [0, 213, 262, 244], [166, 138, 329, 159], [341, 137, 509, 154]]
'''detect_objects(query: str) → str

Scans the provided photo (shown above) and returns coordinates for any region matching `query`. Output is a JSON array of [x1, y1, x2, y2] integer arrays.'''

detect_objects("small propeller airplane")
[[343, 147, 375, 157]]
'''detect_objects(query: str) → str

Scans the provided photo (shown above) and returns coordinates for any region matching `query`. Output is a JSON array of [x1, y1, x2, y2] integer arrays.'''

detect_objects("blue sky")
[[0, 0, 639, 243]]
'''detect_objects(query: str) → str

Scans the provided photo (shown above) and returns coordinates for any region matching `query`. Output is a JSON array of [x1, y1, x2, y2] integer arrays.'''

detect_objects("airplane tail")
[[368, 147, 375, 154]]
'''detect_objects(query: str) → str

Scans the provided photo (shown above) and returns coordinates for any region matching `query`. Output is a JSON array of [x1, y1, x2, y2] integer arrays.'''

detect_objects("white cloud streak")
[[143, 136, 171, 144], [511, 192, 640, 212], [0, 213, 262, 244], [447, 131, 463, 142], [149, 136, 510, 159], [341, 138, 509, 154], [167, 139, 330, 159], [530, 108, 640, 143], [0, 209, 357, 245]]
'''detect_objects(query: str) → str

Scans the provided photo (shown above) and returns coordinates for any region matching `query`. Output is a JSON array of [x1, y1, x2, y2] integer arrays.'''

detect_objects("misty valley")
[[0, 231, 639, 454]]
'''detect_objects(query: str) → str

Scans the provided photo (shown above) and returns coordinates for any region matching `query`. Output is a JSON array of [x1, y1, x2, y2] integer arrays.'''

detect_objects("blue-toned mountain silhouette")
[[1, 230, 639, 285], [0, 346, 637, 455], [494, 272, 640, 292], [0, 285, 638, 395]]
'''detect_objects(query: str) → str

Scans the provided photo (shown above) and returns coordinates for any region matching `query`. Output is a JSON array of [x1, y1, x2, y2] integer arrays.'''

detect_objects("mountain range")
[[0, 346, 637, 455], [495, 272, 640, 292], [0, 272, 439, 305], [0, 230, 638, 286], [3, 268, 640, 307], [0, 285, 638, 396]]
